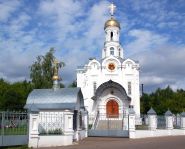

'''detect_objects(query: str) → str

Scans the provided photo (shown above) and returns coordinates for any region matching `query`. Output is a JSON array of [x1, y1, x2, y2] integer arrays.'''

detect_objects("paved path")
[[40, 136, 185, 149]]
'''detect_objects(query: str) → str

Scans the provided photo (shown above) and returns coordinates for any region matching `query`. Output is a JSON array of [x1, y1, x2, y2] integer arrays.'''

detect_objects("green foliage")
[[141, 86, 185, 114], [30, 48, 65, 89], [3, 145, 28, 149], [0, 48, 66, 110], [0, 79, 32, 110]]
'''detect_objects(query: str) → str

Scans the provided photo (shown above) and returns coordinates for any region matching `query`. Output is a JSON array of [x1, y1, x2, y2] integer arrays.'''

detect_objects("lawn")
[[0, 127, 27, 135], [2, 145, 29, 149]]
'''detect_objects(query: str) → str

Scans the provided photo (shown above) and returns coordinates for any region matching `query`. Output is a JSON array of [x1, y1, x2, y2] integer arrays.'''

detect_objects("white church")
[[77, 3, 140, 122], [25, 3, 185, 148]]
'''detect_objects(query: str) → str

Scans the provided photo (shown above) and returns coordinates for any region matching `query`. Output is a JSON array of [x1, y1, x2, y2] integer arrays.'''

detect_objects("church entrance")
[[106, 99, 119, 118]]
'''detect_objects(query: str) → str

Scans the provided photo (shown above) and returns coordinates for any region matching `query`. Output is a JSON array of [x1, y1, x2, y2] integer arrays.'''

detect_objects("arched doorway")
[[106, 99, 119, 118]]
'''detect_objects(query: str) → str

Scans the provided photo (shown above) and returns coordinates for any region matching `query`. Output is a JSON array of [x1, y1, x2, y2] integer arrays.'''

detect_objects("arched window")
[[110, 31, 113, 40], [110, 47, 114, 55]]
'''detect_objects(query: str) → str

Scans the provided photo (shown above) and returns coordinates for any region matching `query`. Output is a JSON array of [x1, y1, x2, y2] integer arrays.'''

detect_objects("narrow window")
[[93, 82, 97, 95], [111, 31, 113, 40], [128, 82, 131, 95], [119, 49, 121, 57], [104, 48, 106, 57], [110, 47, 114, 55], [79, 112, 83, 129]]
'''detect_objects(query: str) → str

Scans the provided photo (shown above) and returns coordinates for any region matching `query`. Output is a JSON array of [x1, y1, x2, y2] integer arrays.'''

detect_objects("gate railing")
[[90, 113, 124, 130], [92, 111, 99, 130], [38, 112, 64, 135]]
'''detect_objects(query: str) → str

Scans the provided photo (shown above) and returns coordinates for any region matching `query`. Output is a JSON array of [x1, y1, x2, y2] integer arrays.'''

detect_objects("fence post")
[[128, 108, 135, 138], [165, 109, 173, 130], [1, 112, 4, 136], [180, 112, 185, 130], [1, 112, 5, 146], [63, 110, 74, 135], [28, 106, 39, 148], [123, 109, 129, 130], [82, 110, 88, 137], [147, 108, 157, 130]]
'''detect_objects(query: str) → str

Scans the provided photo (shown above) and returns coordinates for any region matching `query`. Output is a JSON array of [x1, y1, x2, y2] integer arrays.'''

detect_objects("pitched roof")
[[147, 107, 156, 115], [165, 109, 173, 116], [181, 112, 185, 117]]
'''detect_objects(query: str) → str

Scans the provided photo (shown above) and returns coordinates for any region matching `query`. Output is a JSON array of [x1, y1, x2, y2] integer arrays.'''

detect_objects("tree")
[[30, 48, 65, 89], [140, 86, 185, 115], [68, 80, 77, 88], [0, 79, 32, 110]]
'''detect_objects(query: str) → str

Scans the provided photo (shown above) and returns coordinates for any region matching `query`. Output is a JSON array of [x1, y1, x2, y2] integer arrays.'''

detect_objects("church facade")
[[77, 4, 140, 122]]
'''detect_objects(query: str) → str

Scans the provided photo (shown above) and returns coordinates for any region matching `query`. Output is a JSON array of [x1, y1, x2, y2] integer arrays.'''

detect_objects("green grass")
[[2, 145, 29, 149], [0, 127, 27, 135], [136, 125, 148, 130]]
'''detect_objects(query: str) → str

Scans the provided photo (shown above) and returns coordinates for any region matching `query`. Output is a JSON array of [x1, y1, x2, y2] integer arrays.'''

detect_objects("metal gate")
[[0, 111, 28, 147], [88, 113, 129, 137]]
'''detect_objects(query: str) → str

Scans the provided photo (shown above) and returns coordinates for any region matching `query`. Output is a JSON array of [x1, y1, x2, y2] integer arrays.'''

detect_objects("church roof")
[[92, 80, 131, 101], [25, 88, 84, 110]]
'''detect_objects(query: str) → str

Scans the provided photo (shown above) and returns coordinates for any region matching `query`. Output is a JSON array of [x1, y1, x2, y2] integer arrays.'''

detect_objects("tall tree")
[[30, 48, 65, 89], [140, 86, 185, 114]]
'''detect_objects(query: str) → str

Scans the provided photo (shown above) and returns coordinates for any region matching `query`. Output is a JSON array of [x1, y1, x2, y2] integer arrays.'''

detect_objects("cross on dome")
[[108, 2, 116, 16]]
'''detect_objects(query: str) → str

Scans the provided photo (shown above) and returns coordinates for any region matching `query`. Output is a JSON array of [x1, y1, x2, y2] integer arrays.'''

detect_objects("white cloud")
[[124, 28, 185, 92], [0, 0, 21, 22], [125, 29, 168, 57], [0, 0, 184, 92], [0, 0, 111, 84]]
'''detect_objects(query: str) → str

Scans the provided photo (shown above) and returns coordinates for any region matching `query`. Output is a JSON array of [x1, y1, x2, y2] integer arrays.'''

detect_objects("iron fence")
[[136, 114, 182, 130], [157, 115, 166, 129], [136, 114, 148, 130], [173, 114, 181, 129], [0, 111, 28, 135]]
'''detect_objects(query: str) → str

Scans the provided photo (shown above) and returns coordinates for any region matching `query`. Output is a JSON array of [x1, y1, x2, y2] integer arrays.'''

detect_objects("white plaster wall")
[[95, 88, 130, 117], [77, 21, 140, 117], [132, 129, 185, 139], [77, 57, 140, 116], [38, 135, 73, 147]]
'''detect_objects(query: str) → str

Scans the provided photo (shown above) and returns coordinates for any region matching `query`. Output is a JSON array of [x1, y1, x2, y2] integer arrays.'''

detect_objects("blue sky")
[[0, 0, 185, 92]]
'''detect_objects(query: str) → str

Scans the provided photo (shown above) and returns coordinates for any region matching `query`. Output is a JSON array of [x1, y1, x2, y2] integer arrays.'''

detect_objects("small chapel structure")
[[25, 59, 88, 148], [77, 3, 140, 125]]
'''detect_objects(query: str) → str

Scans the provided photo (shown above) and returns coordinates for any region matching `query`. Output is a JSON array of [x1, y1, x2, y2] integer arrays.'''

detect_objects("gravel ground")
[[39, 136, 185, 149]]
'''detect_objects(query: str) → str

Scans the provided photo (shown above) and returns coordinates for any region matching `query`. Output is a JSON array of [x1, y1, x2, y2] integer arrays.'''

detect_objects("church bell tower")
[[102, 3, 124, 59]]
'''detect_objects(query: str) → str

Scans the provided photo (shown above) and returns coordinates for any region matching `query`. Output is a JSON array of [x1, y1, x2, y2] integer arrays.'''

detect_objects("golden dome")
[[104, 17, 120, 29], [52, 75, 60, 81]]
